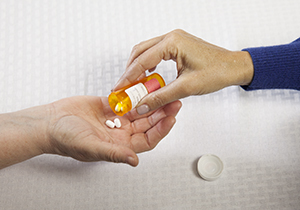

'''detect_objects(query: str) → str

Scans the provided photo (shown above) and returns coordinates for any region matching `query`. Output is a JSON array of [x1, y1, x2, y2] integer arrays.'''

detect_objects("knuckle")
[[167, 29, 185, 41], [132, 40, 146, 54], [144, 133, 154, 151], [131, 44, 140, 55], [133, 57, 146, 73], [166, 32, 179, 43], [163, 30, 186, 59], [130, 120, 138, 133], [172, 28, 185, 34]]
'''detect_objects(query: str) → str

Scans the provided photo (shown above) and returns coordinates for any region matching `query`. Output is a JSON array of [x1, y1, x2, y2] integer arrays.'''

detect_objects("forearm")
[[0, 106, 49, 169], [242, 38, 300, 91]]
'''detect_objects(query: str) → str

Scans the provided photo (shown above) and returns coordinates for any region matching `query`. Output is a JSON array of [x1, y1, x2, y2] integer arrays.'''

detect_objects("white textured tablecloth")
[[1, 1, 300, 209]]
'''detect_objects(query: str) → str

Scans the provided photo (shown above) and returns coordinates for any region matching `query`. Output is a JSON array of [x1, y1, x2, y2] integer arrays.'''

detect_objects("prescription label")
[[125, 83, 148, 108]]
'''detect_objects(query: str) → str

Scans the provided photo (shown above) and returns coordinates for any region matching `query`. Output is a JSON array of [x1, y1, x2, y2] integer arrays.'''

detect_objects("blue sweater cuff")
[[241, 38, 300, 91]]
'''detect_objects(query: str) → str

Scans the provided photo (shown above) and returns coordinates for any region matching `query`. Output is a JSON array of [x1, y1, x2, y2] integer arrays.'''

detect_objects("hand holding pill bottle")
[[113, 29, 254, 115], [108, 73, 165, 116]]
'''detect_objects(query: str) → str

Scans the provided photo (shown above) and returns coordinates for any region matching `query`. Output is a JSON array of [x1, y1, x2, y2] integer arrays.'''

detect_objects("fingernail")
[[111, 84, 117, 92], [111, 84, 118, 92], [126, 156, 136, 166], [137, 104, 150, 115]]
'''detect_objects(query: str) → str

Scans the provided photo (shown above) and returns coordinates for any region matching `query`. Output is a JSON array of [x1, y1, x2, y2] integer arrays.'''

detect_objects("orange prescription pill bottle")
[[108, 73, 165, 116]]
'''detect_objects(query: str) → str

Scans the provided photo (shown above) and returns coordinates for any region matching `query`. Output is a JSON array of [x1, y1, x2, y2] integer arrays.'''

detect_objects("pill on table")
[[105, 120, 115, 128], [114, 118, 121, 128], [115, 103, 122, 112]]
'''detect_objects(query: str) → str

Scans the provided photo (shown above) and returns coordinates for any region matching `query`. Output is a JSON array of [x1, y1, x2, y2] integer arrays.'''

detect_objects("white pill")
[[105, 120, 115, 128], [115, 103, 122, 112], [114, 118, 121, 128]]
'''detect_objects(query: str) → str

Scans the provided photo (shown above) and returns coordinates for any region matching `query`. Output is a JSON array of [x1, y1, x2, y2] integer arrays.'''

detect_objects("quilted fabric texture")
[[0, 0, 300, 209]]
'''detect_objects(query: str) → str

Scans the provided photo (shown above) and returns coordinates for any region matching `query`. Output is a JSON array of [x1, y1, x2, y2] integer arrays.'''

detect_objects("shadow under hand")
[[25, 155, 104, 176]]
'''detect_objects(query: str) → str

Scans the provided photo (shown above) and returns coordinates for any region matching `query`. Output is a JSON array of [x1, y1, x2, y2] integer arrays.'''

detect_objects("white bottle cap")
[[197, 154, 224, 181]]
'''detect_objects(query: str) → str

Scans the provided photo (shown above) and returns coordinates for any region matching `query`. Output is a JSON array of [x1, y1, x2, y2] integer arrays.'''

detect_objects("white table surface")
[[1, 0, 300, 209]]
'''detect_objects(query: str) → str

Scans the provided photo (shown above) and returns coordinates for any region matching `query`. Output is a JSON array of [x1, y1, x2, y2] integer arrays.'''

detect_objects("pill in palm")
[[105, 120, 115, 128], [114, 118, 121, 128]]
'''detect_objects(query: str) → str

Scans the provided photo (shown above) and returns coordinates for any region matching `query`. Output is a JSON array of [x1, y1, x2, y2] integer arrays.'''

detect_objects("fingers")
[[136, 75, 190, 115], [96, 141, 139, 167], [75, 136, 139, 167], [113, 35, 170, 91], [114, 29, 193, 92], [128, 100, 181, 153], [98, 100, 181, 165], [126, 35, 165, 68], [113, 44, 164, 91], [131, 116, 176, 153], [129, 100, 182, 133]]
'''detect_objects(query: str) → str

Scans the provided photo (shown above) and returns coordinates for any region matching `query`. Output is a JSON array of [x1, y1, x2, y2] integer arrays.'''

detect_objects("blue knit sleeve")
[[241, 38, 300, 91]]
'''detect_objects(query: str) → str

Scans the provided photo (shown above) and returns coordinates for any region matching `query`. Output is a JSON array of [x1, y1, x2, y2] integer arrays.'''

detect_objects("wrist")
[[0, 104, 51, 168], [25, 104, 53, 155], [230, 51, 254, 86]]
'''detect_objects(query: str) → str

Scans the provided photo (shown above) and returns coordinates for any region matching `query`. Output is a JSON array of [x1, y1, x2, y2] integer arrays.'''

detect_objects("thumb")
[[84, 140, 139, 167], [136, 76, 190, 115], [101, 142, 139, 167]]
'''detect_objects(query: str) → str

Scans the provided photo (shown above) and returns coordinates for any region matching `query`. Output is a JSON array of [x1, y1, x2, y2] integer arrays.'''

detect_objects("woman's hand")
[[0, 96, 181, 169], [113, 29, 254, 115]]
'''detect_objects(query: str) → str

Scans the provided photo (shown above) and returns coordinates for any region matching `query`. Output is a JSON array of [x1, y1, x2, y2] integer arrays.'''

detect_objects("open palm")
[[46, 96, 181, 166]]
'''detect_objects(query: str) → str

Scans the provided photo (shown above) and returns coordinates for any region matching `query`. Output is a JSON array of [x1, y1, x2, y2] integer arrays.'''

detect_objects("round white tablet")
[[197, 154, 223, 181]]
